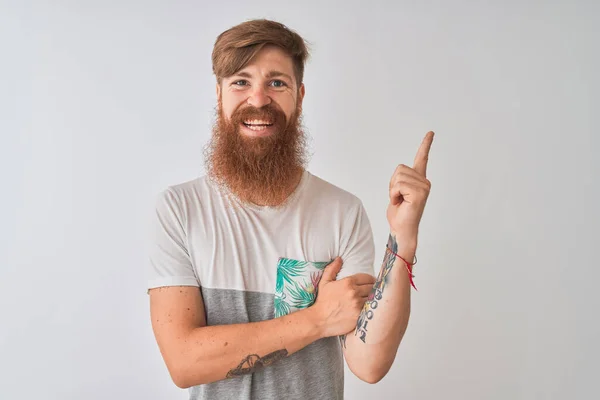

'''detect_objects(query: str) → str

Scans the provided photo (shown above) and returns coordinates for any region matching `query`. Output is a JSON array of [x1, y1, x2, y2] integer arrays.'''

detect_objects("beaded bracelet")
[[385, 246, 418, 291]]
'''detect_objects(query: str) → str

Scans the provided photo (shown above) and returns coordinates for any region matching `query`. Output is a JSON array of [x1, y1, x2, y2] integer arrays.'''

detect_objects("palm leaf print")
[[312, 261, 329, 270], [274, 294, 291, 318], [276, 258, 308, 293], [310, 271, 322, 292], [287, 280, 316, 309]]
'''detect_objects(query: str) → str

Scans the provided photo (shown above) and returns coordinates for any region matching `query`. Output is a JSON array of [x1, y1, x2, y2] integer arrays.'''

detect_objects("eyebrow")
[[234, 70, 294, 83]]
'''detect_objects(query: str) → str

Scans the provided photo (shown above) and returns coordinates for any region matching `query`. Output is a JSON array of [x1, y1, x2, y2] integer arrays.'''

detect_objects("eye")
[[270, 80, 287, 88], [232, 80, 248, 86]]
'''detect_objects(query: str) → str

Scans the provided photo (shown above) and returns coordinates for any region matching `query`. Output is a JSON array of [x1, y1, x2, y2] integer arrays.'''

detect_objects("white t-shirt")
[[147, 169, 376, 400]]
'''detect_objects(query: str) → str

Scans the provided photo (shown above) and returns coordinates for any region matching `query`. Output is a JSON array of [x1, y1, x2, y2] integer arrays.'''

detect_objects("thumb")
[[319, 257, 343, 285]]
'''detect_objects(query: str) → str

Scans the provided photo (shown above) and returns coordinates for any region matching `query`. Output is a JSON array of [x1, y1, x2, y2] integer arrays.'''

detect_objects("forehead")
[[235, 45, 295, 79]]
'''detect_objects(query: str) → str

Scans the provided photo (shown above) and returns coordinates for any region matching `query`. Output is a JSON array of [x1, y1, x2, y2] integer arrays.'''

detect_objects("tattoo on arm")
[[354, 234, 398, 343], [339, 334, 347, 349], [225, 349, 289, 379]]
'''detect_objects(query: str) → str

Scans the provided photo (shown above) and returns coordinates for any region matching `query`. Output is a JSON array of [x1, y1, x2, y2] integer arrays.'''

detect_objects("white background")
[[1, 0, 598, 399]]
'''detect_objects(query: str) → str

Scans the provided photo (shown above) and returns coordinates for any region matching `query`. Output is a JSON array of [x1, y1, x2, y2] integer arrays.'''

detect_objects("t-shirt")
[[147, 170, 376, 400]]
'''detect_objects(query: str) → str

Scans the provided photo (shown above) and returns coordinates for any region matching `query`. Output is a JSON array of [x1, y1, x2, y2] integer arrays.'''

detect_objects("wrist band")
[[385, 246, 418, 291]]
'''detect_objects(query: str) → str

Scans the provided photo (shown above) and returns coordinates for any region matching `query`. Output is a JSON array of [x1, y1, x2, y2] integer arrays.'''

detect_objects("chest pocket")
[[274, 257, 333, 318]]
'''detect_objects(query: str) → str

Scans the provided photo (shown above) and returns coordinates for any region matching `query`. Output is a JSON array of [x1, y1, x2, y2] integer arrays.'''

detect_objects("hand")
[[310, 257, 376, 338], [387, 131, 434, 244]]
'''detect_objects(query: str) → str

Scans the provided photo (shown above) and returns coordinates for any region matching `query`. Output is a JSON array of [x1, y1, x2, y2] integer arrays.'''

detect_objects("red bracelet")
[[386, 247, 418, 291]]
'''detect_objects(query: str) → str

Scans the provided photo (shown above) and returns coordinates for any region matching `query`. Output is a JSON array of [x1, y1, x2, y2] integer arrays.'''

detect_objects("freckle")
[[187, 308, 190, 311], [224, 342, 228, 346], [180, 290, 183, 293]]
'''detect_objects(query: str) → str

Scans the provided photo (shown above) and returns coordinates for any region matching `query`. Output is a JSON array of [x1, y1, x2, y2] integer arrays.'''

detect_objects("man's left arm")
[[341, 233, 415, 383], [342, 131, 434, 383]]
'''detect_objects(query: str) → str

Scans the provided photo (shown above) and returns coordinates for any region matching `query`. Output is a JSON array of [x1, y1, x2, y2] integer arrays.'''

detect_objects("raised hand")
[[386, 131, 434, 245]]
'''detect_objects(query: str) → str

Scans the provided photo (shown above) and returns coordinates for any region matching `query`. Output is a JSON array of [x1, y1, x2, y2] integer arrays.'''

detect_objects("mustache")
[[231, 104, 287, 127]]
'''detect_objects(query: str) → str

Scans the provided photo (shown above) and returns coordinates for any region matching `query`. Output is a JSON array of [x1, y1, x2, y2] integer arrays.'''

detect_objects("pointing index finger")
[[413, 131, 434, 177]]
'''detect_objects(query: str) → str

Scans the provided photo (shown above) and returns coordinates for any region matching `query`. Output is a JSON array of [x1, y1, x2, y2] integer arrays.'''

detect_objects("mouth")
[[243, 119, 274, 129], [241, 119, 276, 136]]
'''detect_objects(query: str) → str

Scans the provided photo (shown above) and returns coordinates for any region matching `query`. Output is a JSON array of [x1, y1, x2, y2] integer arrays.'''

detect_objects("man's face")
[[205, 45, 308, 206], [216, 45, 305, 138]]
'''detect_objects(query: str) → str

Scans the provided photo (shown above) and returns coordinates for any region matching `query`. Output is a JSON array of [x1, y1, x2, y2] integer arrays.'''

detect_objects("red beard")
[[204, 101, 308, 206]]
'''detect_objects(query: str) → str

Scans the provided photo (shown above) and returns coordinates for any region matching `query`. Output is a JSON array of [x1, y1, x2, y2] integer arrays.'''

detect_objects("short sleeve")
[[336, 201, 376, 280], [147, 188, 200, 293]]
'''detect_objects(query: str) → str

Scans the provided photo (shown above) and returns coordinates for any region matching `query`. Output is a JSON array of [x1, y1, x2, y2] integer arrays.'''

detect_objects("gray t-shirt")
[[148, 170, 376, 399]]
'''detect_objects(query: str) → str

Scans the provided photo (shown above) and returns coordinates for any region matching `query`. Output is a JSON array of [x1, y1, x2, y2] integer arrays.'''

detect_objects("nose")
[[246, 85, 272, 108]]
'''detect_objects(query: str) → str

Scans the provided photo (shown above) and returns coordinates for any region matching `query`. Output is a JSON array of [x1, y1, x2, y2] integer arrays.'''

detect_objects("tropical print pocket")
[[274, 257, 332, 318]]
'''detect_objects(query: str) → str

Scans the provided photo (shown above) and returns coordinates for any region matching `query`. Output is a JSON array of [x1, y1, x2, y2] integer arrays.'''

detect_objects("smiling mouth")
[[242, 120, 275, 131]]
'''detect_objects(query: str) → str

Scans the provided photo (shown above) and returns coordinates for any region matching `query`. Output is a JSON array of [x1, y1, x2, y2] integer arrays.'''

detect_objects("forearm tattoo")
[[225, 349, 289, 378], [354, 234, 398, 343], [339, 334, 347, 349]]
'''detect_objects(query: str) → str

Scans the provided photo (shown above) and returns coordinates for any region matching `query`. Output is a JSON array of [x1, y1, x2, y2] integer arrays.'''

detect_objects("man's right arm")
[[149, 257, 374, 389], [149, 285, 323, 388]]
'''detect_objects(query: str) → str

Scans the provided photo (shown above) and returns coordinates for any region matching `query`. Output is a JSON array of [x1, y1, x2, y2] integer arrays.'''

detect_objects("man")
[[148, 19, 434, 400]]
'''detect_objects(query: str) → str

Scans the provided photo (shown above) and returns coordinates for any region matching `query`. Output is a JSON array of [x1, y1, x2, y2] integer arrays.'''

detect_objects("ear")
[[216, 82, 221, 99], [297, 83, 305, 109]]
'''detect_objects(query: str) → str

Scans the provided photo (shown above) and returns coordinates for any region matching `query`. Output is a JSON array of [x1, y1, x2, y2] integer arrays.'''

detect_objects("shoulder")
[[305, 171, 364, 211], [153, 176, 216, 220], [155, 175, 211, 204]]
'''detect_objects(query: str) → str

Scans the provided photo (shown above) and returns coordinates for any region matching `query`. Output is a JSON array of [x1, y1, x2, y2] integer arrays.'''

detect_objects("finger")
[[388, 165, 409, 189], [391, 171, 429, 189], [390, 181, 421, 205], [413, 131, 434, 178], [389, 165, 430, 193], [357, 288, 375, 301], [357, 285, 375, 297], [320, 257, 343, 284], [350, 273, 376, 286]]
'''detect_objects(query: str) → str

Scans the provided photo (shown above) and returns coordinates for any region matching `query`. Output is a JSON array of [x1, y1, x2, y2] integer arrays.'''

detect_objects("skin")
[[342, 131, 434, 382], [149, 43, 435, 388], [216, 45, 305, 138]]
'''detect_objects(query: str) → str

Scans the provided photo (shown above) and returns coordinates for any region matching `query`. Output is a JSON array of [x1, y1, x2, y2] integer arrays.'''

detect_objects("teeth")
[[246, 125, 268, 131], [244, 119, 272, 125]]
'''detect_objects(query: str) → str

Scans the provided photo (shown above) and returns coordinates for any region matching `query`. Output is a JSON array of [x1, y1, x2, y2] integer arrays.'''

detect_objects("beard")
[[203, 100, 309, 207]]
